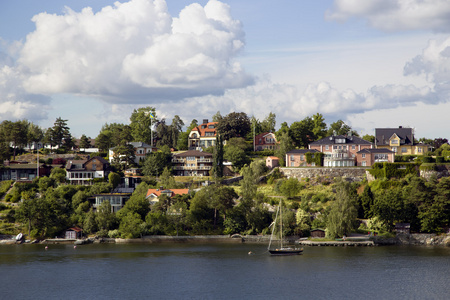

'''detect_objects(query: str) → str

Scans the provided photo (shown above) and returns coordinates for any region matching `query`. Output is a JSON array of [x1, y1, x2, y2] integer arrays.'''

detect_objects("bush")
[[422, 156, 433, 163], [435, 156, 444, 163]]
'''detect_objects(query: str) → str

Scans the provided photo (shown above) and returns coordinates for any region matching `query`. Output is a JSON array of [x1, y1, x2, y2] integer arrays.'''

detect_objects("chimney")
[[203, 119, 208, 124], [399, 126, 402, 128]]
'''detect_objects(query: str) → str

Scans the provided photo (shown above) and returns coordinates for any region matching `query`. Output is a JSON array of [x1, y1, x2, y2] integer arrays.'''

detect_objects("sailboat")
[[268, 199, 303, 256]]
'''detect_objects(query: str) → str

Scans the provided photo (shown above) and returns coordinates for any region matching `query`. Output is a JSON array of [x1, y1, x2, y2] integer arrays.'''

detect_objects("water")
[[0, 243, 449, 300]]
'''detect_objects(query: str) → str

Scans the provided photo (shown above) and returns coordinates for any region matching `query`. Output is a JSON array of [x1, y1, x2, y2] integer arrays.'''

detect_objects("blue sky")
[[1, 0, 449, 140]]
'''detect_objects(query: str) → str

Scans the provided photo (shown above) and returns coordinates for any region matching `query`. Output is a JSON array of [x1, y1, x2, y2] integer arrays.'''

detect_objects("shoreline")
[[1, 233, 449, 246]]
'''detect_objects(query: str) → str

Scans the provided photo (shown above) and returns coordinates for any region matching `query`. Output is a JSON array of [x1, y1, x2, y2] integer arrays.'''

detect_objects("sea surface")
[[0, 242, 449, 300]]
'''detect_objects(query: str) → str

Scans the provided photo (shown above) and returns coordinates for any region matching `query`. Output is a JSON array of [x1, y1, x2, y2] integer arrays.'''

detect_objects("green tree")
[[224, 145, 249, 172], [362, 134, 375, 143], [177, 119, 198, 150], [327, 120, 358, 136], [212, 134, 224, 179], [27, 123, 44, 152], [326, 181, 358, 238], [261, 112, 276, 133], [274, 131, 294, 166], [119, 212, 144, 238], [111, 144, 136, 170], [108, 172, 121, 189], [142, 145, 172, 177], [50, 117, 72, 149], [96, 201, 117, 233], [216, 112, 251, 141], [212, 111, 223, 122], [312, 113, 327, 140], [79, 134, 91, 149], [130, 106, 156, 145], [289, 116, 314, 148], [279, 178, 302, 198]]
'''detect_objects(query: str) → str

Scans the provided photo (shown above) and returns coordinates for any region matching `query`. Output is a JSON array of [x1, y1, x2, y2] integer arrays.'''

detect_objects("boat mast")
[[268, 202, 280, 250], [280, 199, 283, 249]]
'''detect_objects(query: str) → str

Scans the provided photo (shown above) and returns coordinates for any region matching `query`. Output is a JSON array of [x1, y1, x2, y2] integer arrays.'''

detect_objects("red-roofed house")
[[255, 132, 278, 151], [188, 119, 218, 150], [146, 188, 190, 204]]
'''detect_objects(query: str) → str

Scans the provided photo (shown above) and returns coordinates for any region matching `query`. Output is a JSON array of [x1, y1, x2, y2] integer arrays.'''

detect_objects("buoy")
[[74, 246, 77, 249], [248, 251, 253, 255], [45, 246, 48, 250]]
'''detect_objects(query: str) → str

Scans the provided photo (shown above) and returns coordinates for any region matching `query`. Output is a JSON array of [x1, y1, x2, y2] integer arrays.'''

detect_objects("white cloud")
[[0, 64, 51, 122], [327, 0, 450, 32], [18, 0, 252, 100], [404, 37, 450, 101]]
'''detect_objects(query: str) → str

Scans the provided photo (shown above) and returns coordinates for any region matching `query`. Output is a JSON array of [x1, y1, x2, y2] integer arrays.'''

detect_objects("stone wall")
[[280, 167, 369, 182]]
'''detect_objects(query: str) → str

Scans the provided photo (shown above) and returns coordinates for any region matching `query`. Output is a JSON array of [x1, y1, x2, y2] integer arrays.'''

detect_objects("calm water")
[[0, 243, 449, 300]]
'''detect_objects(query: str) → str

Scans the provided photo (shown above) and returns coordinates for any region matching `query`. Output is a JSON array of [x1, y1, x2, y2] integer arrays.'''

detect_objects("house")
[[172, 150, 213, 176], [309, 135, 373, 167], [65, 156, 111, 185], [285, 149, 320, 167], [64, 227, 83, 239], [375, 126, 431, 155], [266, 156, 279, 169], [146, 188, 190, 204], [0, 161, 51, 181], [93, 192, 133, 213], [74, 138, 99, 153], [310, 229, 326, 238], [357, 148, 395, 166], [255, 132, 278, 151], [108, 142, 157, 164], [395, 223, 411, 234], [188, 119, 218, 150]]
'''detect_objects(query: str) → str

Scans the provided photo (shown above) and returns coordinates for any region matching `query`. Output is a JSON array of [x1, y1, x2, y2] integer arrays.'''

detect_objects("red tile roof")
[[146, 188, 190, 198]]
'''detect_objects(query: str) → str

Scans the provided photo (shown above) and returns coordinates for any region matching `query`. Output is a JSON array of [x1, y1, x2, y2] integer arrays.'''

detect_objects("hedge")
[[368, 162, 419, 179]]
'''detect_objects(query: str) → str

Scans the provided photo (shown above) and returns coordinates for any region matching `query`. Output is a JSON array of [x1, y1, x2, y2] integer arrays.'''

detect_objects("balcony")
[[173, 166, 212, 170]]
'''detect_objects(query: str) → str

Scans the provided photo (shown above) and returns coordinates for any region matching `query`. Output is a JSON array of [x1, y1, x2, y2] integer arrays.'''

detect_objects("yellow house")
[[375, 126, 430, 155]]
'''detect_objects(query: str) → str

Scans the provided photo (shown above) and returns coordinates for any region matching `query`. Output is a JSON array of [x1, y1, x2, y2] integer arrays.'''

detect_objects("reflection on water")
[[1, 243, 449, 300]]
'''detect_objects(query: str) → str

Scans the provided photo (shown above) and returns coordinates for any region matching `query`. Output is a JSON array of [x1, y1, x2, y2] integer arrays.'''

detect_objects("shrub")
[[422, 156, 433, 163], [435, 156, 444, 163]]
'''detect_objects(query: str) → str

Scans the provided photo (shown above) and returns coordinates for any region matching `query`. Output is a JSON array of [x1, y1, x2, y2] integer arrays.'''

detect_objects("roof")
[[286, 149, 320, 154], [267, 156, 279, 160], [191, 121, 218, 138], [146, 188, 190, 198], [309, 135, 372, 146], [375, 127, 414, 146], [173, 150, 212, 157], [357, 148, 395, 154]]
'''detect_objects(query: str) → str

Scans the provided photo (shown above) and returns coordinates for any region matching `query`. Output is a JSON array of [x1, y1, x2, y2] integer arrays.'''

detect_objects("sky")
[[1, 0, 449, 140]]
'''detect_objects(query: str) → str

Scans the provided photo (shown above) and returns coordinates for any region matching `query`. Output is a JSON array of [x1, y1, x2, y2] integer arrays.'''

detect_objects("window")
[[186, 156, 195, 161], [391, 139, 399, 145], [325, 145, 329, 150], [92, 164, 96, 170], [418, 147, 422, 153], [401, 147, 407, 153], [300, 155, 304, 161], [290, 155, 294, 161], [201, 125, 206, 129], [290, 162, 295, 167], [352, 145, 355, 150], [208, 125, 215, 129], [362, 154, 366, 158], [362, 161, 367, 166], [392, 147, 397, 152]]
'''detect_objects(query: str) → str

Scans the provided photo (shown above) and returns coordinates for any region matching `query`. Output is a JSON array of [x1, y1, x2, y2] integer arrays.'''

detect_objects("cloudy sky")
[[1, 0, 449, 139]]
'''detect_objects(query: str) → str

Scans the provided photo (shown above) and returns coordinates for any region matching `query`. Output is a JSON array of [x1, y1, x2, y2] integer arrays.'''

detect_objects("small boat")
[[268, 199, 303, 256]]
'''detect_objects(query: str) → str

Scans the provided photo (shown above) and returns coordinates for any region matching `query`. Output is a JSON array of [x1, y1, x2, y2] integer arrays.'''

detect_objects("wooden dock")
[[298, 240, 375, 247]]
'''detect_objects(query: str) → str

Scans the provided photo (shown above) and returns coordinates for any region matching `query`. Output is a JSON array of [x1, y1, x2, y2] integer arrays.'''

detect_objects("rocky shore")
[[1, 233, 449, 246]]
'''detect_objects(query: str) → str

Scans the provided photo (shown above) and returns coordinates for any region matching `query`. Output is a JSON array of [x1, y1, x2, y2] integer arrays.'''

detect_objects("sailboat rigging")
[[268, 199, 303, 256]]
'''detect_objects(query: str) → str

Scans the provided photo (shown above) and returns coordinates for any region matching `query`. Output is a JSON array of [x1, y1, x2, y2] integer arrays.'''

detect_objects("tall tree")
[[212, 134, 224, 179], [212, 111, 223, 122], [289, 117, 314, 148], [129, 106, 157, 144], [51, 117, 71, 148], [177, 119, 198, 150], [274, 131, 294, 167], [327, 120, 358, 136], [312, 113, 327, 140], [326, 181, 359, 238], [261, 112, 276, 133], [79, 134, 92, 149], [27, 123, 44, 151], [216, 112, 251, 141]]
